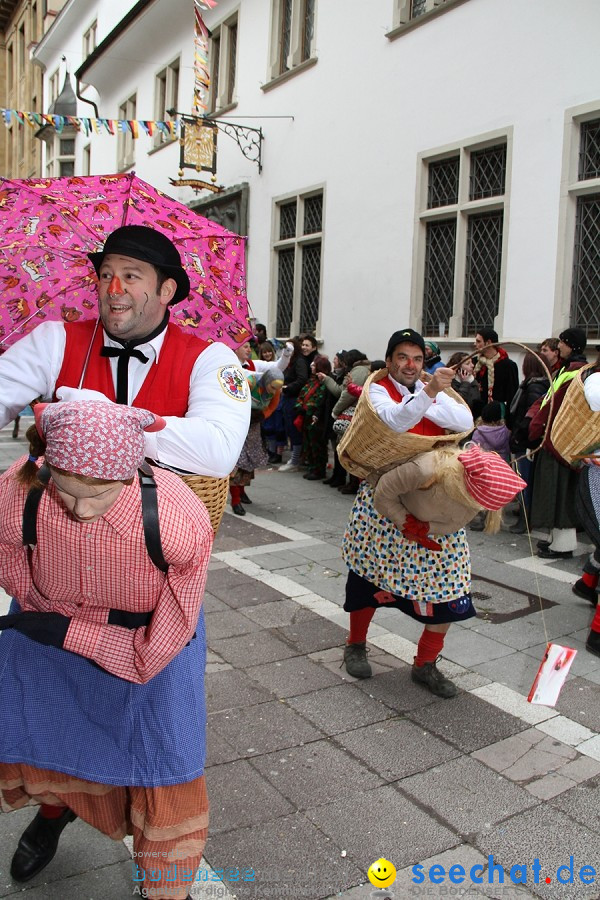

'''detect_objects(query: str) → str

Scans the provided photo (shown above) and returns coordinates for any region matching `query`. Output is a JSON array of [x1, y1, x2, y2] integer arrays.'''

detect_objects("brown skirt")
[[0, 762, 208, 899]]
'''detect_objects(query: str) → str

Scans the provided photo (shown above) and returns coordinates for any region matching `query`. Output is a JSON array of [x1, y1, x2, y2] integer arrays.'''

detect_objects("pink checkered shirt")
[[0, 459, 213, 683]]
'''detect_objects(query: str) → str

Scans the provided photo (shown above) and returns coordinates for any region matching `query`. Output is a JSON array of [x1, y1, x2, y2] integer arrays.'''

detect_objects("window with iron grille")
[[571, 195, 600, 336], [418, 134, 509, 338], [209, 11, 239, 112], [269, 0, 316, 81], [273, 190, 324, 338], [579, 119, 600, 182], [394, 0, 468, 29], [153, 59, 180, 149], [117, 95, 136, 171]]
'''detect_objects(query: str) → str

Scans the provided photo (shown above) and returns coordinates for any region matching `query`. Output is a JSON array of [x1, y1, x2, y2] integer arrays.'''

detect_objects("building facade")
[[23, 0, 600, 359]]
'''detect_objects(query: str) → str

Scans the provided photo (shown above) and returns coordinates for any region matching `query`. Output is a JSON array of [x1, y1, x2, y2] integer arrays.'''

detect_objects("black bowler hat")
[[385, 328, 426, 359], [88, 225, 190, 304]]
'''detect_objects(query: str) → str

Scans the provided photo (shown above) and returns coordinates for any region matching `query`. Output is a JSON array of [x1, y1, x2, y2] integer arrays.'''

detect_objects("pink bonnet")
[[458, 445, 527, 510], [34, 400, 165, 480]]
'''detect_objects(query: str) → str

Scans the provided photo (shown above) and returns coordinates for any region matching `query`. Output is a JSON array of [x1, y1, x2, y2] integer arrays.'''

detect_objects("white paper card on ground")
[[528, 643, 577, 706]]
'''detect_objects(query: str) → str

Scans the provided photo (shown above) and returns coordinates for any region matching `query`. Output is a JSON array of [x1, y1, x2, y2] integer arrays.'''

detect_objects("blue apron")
[[0, 600, 206, 787]]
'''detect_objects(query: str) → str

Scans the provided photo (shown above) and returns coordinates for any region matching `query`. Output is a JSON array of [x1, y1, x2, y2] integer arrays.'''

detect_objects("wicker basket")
[[180, 473, 230, 534], [337, 368, 473, 479], [551, 364, 600, 463]]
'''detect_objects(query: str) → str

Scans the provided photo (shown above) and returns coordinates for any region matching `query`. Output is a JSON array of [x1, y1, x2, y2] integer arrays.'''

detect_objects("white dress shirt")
[[0, 321, 250, 477], [370, 375, 474, 434]]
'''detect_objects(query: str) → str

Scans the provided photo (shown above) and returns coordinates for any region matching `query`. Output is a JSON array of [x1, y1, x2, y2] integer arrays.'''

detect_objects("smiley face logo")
[[367, 857, 397, 888]]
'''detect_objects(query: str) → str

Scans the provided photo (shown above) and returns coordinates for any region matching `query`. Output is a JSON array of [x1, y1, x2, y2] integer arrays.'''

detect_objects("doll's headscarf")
[[34, 400, 165, 480]]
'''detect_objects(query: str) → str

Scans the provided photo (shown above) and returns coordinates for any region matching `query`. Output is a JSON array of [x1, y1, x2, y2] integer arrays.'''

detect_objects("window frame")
[[554, 101, 600, 338], [209, 10, 239, 113], [411, 128, 512, 339], [389, 0, 470, 39], [82, 20, 97, 61], [153, 57, 180, 149], [271, 185, 325, 339], [265, 0, 317, 88], [45, 133, 76, 178], [117, 94, 136, 171]]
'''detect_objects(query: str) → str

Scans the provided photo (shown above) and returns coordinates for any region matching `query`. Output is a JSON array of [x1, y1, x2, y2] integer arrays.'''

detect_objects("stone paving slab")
[[475, 805, 600, 899], [208, 699, 322, 757], [240, 597, 317, 628], [205, 668, 274, 713], [205, 758, 295, 833], [286, 683, 396, 736], [336, 718, 461, 781], [209, 630, 300, 666], [205, 811, 364, 900], [204, 608, 262, 640], [440, 626, 516, 667], [306, 783, 459, 872], [0, 807, 130, 895], [471, 650, 543, 696], [407, 692, 529, 753], [245, 655, 342, 698], [251, 739, 384, 808], [551, 778, 600, 833], [401, 755, 537, 837], [274, 618, 348, 655]]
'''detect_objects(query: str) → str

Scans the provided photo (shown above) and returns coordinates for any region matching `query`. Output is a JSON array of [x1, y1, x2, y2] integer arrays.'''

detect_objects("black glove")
[[0, 612, 71, 649]]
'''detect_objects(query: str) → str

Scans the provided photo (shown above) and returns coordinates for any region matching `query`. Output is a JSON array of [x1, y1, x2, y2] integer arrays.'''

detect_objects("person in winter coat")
[[424, 341, 444, 375], [473, 327, 519, 412], [332, 349, 370, 495], [317, 351, 349, 488], [507, 353, 550, 533], [528, 328, 589, 559], [447, 352, 482, 417], [279, 335, 318, 472], [295, 355, 332, 480], [472, 401, 511, 462]]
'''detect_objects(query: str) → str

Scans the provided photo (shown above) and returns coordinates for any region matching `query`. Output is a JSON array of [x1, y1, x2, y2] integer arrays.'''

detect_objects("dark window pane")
[[469, 144, 507, 200], [280, 0, 293, 74], [411, 0, 427, 17], [302, 0, 315, 61], [276, 248, 295, 335], [579, 119, 600, 181], [303, 194, 322, 234], [299, 243, 321, 333], [279, 201, 297, 239], [428, 157, 459, 209], [227, 24, 237, 105], [571, 194, 600, 338], [422, 219, 456, 337], [463, 211, 503, 336], [59, 160, 75, 177], [211, 36, 221, 110]]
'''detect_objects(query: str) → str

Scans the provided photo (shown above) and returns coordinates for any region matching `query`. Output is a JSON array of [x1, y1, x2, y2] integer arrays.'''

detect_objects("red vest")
[[378, 375, 445, 436], [55, 320, 209, 416]]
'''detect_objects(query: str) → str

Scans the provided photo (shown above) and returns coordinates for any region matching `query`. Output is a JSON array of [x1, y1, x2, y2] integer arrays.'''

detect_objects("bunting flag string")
[[1, 108, 180, 139]]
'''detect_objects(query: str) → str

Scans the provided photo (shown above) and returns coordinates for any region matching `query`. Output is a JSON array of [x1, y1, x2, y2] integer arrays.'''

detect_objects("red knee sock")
[[590, 605, 600, 635], [230, 485, 242, 506], [39, 803, 68, 819], [582, 571, 599, 589], [348, 608, 376, 644], [414, 628, 446, 666]]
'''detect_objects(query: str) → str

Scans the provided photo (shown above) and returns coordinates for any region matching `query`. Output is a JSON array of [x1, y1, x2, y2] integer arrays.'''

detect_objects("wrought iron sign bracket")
[[169, 110, 264, 174]]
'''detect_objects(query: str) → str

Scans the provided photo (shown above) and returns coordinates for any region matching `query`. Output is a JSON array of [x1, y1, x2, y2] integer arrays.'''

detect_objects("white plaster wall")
[[35, 0, 600, 360]]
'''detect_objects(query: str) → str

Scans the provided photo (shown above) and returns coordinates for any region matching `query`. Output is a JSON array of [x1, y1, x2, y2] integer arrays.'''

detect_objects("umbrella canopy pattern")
[[0, 172, 251, 350]]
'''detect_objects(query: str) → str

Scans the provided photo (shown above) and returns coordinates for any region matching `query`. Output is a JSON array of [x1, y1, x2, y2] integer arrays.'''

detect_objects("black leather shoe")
[[240, 490, 252, 504], [537, 539, 551, 551], [232, 503, 246, 516], [572, 579, 598, 605], [586, 629, 600, 657], [537, 547, 573, 559], [11, 808, 76, 882]]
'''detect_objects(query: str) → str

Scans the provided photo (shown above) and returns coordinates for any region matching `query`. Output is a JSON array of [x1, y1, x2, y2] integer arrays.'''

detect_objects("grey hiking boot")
[[343, 642, 372, 678], [411, 657, 457, 698]]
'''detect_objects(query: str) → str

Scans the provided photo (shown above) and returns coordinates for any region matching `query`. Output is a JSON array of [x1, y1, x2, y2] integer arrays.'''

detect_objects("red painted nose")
[[108, 275, 124, 296]]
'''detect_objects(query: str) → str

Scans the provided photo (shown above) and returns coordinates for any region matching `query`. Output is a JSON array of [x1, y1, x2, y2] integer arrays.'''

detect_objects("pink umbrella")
[[0, 172, 252, 350]]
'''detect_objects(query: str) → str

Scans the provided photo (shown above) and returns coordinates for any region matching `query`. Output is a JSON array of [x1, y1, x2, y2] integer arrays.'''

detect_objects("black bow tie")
[[100, 345, 150, 404]]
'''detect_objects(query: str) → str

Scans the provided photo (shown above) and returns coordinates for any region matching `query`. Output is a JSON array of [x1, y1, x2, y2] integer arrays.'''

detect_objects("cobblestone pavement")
[[1, 422, 599, 899]]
